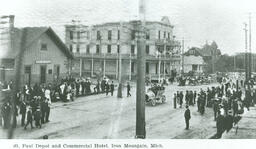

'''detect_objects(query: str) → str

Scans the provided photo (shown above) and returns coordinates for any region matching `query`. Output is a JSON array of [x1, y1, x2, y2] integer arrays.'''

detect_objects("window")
[[131, 45, 135, 54], [97, 31, 101, 40], [192, 65, 198, 71], [48, 69, 52, 74], [146, 62, 149, 74], [96, 45, 100, 54], [168, 32, 170, 39], [70, 31, 73, 40], [146, 45, 150, 54], [77, 32, 80, 39], [164, 31, 166, 38], [117, 45, 120, 53], [41, 44, 47, 51], [25, 66, 31, 74], [69, 45, 73, 52], [131, 30, 136, 40], [76, 45, 80, 53], [1, 59, 15, 69], [108, 30, 112, 40], [117, 30, 120, 40], [131, 62, 135, 73], [146, 32, 150, 40], [56, 65, 60, 78], [107, 45, 111, 53], [86, 45, 90, 53], [158, 30, 161, 39]]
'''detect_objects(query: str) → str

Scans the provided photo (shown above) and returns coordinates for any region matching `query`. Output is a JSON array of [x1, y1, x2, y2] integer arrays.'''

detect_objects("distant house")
[[183, 47, 205, 73], [183, 41, 222, 74], [0, 27, 73, 86]]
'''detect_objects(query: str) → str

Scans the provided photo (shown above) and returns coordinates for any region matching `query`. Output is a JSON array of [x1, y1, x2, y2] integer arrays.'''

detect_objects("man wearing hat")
[[213, 98, 220, 121], [184, 105, 191, 130], [225, 110, 234, 133], [24, 107, 33, 130], [216, 107, 225, 138], [34, 107, 42, 128], [20, 100, 27, 126]]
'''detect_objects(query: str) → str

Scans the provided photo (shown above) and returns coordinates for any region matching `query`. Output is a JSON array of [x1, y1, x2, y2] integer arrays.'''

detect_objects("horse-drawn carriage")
[[145, 85, 166, 106]]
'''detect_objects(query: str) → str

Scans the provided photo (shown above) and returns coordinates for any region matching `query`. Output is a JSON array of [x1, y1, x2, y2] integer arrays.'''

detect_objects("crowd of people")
[[175, 77, 256, 138], [0, 76, 133, 131], [2, 73, 255, 139], [178, 75, 212, 86]]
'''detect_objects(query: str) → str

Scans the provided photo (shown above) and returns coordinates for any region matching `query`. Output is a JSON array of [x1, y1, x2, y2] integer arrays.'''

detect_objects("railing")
[[74, 52, 181, 61]]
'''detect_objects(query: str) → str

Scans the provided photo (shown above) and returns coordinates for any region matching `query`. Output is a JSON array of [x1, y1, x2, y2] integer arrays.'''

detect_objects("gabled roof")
[[184, 47, 203, 57], [3, 27, 73, 59]]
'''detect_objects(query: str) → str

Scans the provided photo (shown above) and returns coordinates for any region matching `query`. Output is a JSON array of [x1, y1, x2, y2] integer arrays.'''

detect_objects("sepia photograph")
[[1, 0, 256, 145]]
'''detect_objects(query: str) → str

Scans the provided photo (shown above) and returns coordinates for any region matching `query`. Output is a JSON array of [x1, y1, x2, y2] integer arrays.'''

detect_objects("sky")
[[1, 0, 256, 55]]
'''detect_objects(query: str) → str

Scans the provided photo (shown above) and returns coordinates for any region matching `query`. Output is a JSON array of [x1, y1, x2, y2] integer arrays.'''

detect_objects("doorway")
[[24, 66, 31, 86], [40, 65, 47, 83]]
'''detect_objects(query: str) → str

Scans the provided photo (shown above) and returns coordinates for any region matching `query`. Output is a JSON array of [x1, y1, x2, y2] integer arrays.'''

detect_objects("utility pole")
[[9, 15, 22, 139], [181, 37, 184, 75], [117, 22, 123, 98], [91, 52, 94, 77], [234, 54, 236, 72], [129, 52, 132, 80], [248, 13, 252, 79], [135, 0, 146, 139], [163, 40, 166, 79], [244, 23, 248, 81], [158, 52, 161, 82]]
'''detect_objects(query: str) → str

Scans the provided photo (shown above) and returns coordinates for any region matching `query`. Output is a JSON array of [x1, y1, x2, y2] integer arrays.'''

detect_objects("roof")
[[2, 27, 73, 59], [88, 17, 174, 28], [184, 47, 203, 57]]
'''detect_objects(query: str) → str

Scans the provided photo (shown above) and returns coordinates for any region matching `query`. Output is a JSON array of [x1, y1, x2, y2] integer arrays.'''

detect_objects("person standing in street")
[[127, 82, 131, 97], [179, 92, 183, 108], [180, 91, 184, 108], [24, 107, 33, 130], [184, 105, 191, 130], [173, 93, 177, 109], [110, 81, 114, 96], [101, 79, 106, 93], [75, 79, 80, 97], [105, 82, 109, 96], [41, 99, 47, 124], [20, 100, 27, 126], [45, 99, 51, 122], [213, 99, 219, 121], [34, 107, 42, 129], [216, 111, 225, 138], [185, 91, 189, 105], [193, 91, 197, 105]]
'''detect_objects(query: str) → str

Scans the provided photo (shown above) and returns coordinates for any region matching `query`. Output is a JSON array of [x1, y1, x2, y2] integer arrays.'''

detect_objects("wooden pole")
[[117, 22, 123, 98], [136, 0, 146, 139]]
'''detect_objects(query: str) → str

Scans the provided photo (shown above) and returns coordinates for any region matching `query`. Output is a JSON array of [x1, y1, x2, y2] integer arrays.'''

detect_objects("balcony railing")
[[74, 52, 181, 61]]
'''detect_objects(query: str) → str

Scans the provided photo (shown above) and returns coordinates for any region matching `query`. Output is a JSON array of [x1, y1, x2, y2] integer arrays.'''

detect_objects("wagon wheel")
[[151, 99, 156, 106], [162, 96, 166, 103]]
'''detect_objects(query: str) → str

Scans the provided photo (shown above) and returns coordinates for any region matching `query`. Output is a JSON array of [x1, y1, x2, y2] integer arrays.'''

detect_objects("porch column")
[[158, 59, 161, 82], [163, 60, 165, 78], [79, 58, 82, 77], [103, 53, 106, 77], [91, 54, 94, 77], [129, 53, 132, 80], [116, 59, 118, 79]]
